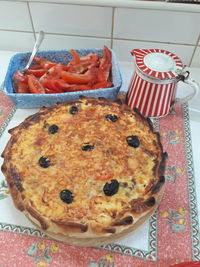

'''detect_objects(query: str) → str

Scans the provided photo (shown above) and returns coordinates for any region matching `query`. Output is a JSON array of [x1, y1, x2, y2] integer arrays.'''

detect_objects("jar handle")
[[172, 72, 199, 108]]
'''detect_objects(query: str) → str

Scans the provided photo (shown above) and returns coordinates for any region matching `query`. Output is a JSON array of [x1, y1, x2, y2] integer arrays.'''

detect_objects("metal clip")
[[176, 65, 190, 82]]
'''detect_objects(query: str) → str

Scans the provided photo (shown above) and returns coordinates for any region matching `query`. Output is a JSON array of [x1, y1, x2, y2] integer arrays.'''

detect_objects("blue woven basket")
[[3, 48, 122, 108]]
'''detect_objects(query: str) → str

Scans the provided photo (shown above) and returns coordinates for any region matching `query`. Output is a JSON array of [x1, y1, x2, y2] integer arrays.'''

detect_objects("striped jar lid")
[[132, 49, 184, 80]]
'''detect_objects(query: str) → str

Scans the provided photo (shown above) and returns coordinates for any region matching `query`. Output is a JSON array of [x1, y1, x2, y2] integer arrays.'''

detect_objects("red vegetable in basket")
[[17, 82, 29, 94], [28, 74, 45, 94], [61, 71, 92, 84], [13, 46, 113, 94]]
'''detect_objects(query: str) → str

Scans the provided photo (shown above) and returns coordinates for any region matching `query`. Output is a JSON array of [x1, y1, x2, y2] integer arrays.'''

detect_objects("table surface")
[[0, 50, 200, 267]]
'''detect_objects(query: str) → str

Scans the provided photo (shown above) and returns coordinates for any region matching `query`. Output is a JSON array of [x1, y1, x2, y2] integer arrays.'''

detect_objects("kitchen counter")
[[0, 50, 200, 266]]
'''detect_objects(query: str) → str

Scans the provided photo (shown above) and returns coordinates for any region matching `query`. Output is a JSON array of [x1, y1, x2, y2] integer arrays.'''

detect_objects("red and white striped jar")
[[127, 49, 199, 118]]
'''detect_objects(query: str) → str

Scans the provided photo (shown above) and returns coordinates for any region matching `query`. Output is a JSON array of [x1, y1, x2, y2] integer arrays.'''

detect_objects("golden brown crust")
[[1, 96, 167, 245], [27, 186, 164, 246]]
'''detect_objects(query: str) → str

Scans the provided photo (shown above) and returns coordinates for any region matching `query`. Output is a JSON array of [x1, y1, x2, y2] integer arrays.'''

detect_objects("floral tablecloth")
[[0, 90, 199, 267]]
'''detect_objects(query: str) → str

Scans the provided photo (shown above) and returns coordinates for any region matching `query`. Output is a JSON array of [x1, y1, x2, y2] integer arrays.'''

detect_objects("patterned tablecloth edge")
[[0, 108, 16, 138], [183, 104, 200, 261]]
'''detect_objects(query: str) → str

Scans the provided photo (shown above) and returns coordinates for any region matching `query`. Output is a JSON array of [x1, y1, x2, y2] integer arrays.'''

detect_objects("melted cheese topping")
[[10, 100, 162, 227]]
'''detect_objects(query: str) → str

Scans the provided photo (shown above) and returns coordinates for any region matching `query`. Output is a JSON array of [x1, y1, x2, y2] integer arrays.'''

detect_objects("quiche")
[[1, 96, 167, 246]]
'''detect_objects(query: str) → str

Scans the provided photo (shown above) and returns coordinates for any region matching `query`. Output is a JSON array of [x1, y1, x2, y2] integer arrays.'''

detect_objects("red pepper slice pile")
[[13, 46, 113, 94]]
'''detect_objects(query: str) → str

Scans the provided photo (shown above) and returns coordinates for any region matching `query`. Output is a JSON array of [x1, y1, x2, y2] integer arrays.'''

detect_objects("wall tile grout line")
[[27, 1, 36, 40], [6, 0, 200, 14], [0, 26, 199, 49], [0, 28, 198, 48], [0, 29, 34, 34], [36, 32, 111, 40], [6, 0, 110, 8], [110, 7, 115, 49], [188, 34, 200, 67], [112, 37, 199, 47], [0, 29, 111, 40]]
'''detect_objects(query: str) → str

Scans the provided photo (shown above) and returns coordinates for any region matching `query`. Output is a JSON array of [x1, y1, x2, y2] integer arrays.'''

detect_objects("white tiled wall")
[[0, 31, 35, 51], [0, 1, 32, 31], [0, 0, 199, 67], [40, 34, 111, 50], [114, 8, 200, 45], [30, 3, 113, 37], [112, 39, 196, 65]]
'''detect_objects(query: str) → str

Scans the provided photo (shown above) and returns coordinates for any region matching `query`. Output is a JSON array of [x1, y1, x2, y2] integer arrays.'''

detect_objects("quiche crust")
[[1, 96, 167, 246]]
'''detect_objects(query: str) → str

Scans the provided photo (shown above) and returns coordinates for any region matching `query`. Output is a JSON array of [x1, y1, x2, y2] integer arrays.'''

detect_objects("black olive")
[[103, 179, 119, 196], [126, 136, 140, 148], [145, 197, 156, 207], [82, 144, 94, 151], [48, 124, 59, 134], [60, 189, 74, 204], [38, 156, 51, 168], [105, 114, 118, 122], [69, 106, 78, 115]]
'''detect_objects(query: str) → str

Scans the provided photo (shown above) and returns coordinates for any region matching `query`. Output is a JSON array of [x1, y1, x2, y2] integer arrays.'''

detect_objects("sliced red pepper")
[[27, 74, 45, 94], [33, 57, 58, 69], [65, 84, 92, 92], [26, 68, 46, 77], [45, 80, 62, 92], [45, 79, 71, 93], [92, 81, 112, 89], [70, 49, 80, 65], [67, 62, 89, 74], [42, 61, 57, 70], [67, 54, 99, 74], [33, 57, 42, 64], [45, 88, 60, 94], [51, 79, 71, 91], [44, 82, 92, 93], [97, 46, 112, 82], [13, 71, 28, 83], [17, 82, 30, 93], [85, 67, 99, 82], [98, 63, 111, 82], [61, 71, 92, 84], [99, 46, 111, 68], [29, 64, 42, 70], [39, 64, 63, 87], [103, 45, 112, 63]]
